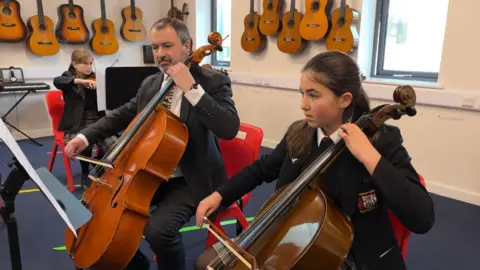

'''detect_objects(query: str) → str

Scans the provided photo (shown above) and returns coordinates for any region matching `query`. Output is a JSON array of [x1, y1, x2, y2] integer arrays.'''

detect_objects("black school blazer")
[[217, 124, 435, 270], [53, 71, 105, 133]]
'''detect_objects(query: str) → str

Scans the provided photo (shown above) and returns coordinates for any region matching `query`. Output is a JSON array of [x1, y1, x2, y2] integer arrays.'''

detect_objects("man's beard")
[[157, 56, 173, 72]]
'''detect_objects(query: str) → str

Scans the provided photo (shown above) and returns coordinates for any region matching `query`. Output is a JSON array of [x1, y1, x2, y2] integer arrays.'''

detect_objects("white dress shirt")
[[317, 127, 341, 146], [77, 73, 205, 179]]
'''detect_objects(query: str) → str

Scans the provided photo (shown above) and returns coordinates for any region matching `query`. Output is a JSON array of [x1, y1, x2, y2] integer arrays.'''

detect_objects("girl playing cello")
[[195, 51, 434, 270]]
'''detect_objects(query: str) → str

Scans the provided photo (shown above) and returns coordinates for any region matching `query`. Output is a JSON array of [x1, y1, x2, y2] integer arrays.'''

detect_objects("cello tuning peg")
[[405, 107, 417, 116]]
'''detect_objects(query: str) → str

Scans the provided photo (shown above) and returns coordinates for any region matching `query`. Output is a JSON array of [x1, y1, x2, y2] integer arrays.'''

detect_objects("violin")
[[64, 32, 226, 269], [205, 85, 418, 269]]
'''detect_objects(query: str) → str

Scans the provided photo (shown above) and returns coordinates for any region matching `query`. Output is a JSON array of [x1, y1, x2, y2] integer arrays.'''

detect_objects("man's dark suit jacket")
[[217, 125, 435, 270], [80, 66, 240, 202]]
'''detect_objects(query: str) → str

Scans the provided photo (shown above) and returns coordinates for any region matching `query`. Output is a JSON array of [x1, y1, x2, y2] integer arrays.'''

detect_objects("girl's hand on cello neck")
[[339, 123, 381, 175]]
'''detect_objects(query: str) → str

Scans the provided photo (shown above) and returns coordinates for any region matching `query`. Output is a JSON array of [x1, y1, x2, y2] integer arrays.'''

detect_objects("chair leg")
[[236, 199, 244, 235], [61, 145, 75, 192], [48, 144, 58, 171]]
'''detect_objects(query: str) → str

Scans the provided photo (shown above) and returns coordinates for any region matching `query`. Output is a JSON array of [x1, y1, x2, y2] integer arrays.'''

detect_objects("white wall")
[[1, 0, 479, 206], [0, 0, 201, 138], [227, 0, 480, 207]]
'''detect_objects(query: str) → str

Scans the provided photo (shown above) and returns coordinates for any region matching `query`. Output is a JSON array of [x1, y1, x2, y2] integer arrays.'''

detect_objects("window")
[[371, 0, 449, 81], [211, 0, 231, 67]]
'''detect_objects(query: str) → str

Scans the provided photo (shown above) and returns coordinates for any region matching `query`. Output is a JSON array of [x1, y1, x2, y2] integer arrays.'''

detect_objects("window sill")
[[364, 77, 443, 90]]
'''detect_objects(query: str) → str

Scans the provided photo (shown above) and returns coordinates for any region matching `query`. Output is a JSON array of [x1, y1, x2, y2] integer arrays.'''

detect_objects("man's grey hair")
[[151, 17, 191, 44]]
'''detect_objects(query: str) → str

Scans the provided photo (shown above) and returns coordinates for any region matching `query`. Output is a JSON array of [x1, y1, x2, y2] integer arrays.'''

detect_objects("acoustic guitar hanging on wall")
[[299, 0, 333, 41], [325, 0, 359, 54], [90, 0, 119, 55], [26, 0, 60, 56], [0, 0, 28, 43], [167, 0, 189, 21], [120, 0, 146, 42], [55, 0, 90, 44], [277, 0, 304, 54], [258, 0, 283, 36], [241, 0, 265, 53]]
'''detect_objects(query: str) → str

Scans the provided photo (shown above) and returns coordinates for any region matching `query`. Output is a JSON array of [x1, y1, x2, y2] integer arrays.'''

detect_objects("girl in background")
[[53, 49, 117, 189], [194, 51, 434, 270]]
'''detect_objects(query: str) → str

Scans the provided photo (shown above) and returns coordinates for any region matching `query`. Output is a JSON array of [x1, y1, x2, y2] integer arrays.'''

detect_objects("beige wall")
[[1, 0, 479, 206]]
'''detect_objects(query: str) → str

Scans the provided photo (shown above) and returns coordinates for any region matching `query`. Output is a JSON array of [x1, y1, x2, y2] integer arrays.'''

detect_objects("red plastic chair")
[[204, 123, 264, 249], [388, 174, 427, 260], [45, 90, 75, 192]]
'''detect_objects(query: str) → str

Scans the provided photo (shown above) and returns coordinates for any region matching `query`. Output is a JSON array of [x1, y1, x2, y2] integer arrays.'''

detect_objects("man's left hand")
[[166, 63, 195, 93]]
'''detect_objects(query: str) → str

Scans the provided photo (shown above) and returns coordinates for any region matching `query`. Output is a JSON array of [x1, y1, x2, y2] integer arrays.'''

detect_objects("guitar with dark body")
[[55, 0, 90, 44], [0, 0, 28, 42]]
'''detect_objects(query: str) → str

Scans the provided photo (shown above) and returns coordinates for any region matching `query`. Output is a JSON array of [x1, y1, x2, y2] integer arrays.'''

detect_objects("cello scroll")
[[363, 85, 417, 137]]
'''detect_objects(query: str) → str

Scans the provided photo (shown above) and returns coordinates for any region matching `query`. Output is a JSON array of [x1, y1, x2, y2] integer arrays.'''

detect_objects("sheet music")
[[96, 68, 107, 111], [0, 118, 77, 236]]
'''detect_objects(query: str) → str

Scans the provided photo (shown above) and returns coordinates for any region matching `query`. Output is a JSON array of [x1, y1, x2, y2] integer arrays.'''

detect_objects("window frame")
[[210, 0, 230, 67], [370, 0, 439, 82]]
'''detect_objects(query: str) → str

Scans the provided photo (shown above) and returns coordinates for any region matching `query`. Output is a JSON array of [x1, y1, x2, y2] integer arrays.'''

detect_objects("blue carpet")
[[0, 136, 477, 269]]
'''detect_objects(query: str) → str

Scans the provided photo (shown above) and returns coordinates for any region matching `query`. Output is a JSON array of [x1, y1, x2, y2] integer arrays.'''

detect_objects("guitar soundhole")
[[2, 7, 11, 15], [39, 24, 47, 31], [337, 18, 345, 27], [68, 12, 77, 20], [288, 20, 294, 28], [131, 15, 137, 20], [312, 2, 320, 10], [101, 26, 109, 34], [267, 3, 273, 10]]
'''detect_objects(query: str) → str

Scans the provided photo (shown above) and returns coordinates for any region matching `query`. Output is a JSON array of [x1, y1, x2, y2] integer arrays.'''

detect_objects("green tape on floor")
[[52, 217, 255, 251]]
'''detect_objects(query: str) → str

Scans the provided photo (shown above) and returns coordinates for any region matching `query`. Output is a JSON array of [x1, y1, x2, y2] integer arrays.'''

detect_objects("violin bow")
[[203, 217, 258, 270]]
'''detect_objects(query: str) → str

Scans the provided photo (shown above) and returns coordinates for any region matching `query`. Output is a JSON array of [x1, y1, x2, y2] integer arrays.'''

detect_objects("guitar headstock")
[[182, 3, 189, 16]]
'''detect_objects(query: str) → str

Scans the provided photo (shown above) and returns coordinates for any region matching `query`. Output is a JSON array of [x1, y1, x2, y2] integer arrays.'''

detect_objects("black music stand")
[[105, 66, 159, 110], [0, 67, 43, 146], [0, 120, 93, 270], [0, 157, 30, 270]]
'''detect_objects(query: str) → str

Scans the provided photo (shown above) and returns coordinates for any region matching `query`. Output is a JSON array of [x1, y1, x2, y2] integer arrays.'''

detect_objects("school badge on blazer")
[[357, 189, 378, 213]]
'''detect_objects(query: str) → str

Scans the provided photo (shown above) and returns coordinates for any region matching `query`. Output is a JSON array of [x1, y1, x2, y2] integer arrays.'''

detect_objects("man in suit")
[[64, 17, 240, 270]]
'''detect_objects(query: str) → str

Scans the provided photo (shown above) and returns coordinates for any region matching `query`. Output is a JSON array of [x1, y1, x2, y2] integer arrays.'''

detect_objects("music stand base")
[[0, 156, 31, 270]]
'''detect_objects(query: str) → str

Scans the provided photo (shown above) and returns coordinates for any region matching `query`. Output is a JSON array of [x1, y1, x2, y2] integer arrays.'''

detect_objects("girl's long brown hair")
[[286, 51, 370, 162], [68, 49, 95, 78]]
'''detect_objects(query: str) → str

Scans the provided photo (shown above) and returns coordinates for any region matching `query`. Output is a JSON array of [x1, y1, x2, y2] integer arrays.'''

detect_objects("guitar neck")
[[36, 0, 46, 26], [100, 0, 107, 27], [68, 0, 74, 12], [130, 0, 137, 17], [339, 0, 346, 21], [288, 0, 296, 21]]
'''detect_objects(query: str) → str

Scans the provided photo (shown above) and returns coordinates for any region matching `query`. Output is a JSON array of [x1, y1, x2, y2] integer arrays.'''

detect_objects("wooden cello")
[[205, 85, 418, 270], [64, 32, 226, 270]]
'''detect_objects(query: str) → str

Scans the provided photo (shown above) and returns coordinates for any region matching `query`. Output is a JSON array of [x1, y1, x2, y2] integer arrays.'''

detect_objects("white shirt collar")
[[317, 128, 341, 146]]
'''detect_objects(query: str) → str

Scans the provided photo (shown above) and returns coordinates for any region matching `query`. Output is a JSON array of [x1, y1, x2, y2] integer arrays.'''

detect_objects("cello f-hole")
[[111, 176, 124, 208]]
